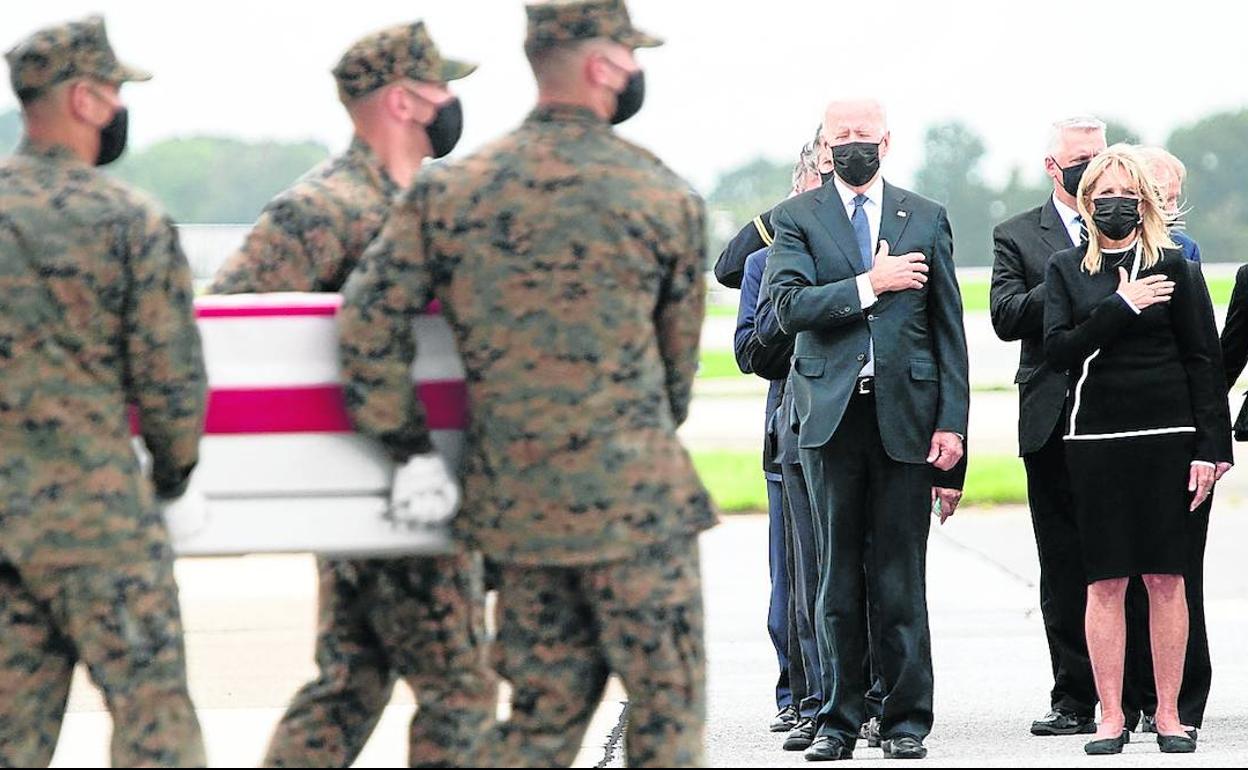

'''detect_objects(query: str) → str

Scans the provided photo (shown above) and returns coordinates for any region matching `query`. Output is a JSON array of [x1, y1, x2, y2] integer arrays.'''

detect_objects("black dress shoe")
[[771, 705, 799, 732], [1031, 709, 1097, 736], [1158, 733, 1197, 754], [1147, 717, 1199, 741], [804, 736, 853, 762], [882, 736, 927, 760], [1084, 730, 1130, 756], [784, 718, 816, 751], [859, 717, 881, 748]]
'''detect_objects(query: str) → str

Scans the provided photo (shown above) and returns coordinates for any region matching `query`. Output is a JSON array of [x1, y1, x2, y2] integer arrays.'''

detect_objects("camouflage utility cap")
[[333, 21, 476, 102], [524, 0, 663, 52], [5, 15, 150, 102]]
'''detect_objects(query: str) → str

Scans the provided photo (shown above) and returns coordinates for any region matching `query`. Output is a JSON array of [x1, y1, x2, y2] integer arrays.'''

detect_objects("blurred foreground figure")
[[337, 1, 715, 765], [0, 16, 207, 768], [210, 22, 495, 769]]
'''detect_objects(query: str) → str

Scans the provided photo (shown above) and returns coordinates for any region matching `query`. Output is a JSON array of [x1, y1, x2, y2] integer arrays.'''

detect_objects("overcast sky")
[[3, 1, 1245, 193]]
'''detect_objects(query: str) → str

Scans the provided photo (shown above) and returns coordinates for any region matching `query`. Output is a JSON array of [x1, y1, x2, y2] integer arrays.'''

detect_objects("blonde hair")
[[1076, 144, 1176, 275]]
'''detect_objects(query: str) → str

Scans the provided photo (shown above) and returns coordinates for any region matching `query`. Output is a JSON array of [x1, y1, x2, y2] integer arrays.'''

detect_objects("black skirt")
[[1064, 433, 1194, 583]]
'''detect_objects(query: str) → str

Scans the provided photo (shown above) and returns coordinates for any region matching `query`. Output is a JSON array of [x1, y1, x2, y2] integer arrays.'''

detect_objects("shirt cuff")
[[856, 273, 877, 310], [1191, 460, 1217, 469], [1116, 290, 1142, 315]]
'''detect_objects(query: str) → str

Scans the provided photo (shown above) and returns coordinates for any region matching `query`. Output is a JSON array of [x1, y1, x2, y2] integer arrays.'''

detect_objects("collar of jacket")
[[16, 137, 84, 165], [345, 134, 400, 199], [527, 102, 607, 127]]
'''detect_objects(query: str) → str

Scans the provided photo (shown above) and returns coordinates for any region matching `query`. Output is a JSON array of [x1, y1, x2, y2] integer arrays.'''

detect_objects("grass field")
[[692, 449, 1027, 512]]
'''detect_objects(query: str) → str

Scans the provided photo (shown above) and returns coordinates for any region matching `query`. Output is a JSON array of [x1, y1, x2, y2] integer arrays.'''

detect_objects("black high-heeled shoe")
[[1085, 730, 1130, 756], [1158, 733, 1198, 754]]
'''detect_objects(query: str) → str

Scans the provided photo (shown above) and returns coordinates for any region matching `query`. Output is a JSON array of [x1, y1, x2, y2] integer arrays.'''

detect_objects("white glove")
[[388, 453, 460, 530], [161, 474, 209, 543]]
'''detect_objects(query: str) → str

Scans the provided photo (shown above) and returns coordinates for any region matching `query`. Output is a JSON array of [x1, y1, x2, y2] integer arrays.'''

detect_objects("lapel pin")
[[898, 210, 908, 218]]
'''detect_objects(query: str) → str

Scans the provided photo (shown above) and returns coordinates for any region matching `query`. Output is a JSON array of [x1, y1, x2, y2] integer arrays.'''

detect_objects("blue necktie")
[[1075, 214, 1088, 244], [852, 194, 872, 271]]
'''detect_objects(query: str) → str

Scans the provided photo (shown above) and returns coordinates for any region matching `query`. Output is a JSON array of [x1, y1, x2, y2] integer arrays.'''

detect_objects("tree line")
[[4, 106, 1245, 266], [707, 112, 1248, 266]]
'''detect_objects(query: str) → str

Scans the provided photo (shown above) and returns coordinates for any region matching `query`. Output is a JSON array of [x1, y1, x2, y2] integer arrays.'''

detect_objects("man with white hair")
[[767, 98, 970, 761], [1139, 146, 1201, 263], [990, 117, 1107, 737]]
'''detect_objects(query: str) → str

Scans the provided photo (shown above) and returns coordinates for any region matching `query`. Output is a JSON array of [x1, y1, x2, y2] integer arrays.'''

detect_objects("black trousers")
[[781, 461, 824, 718], [1022, 425, 1097, 718], [802, 393, 933, 745], [1123, 498, 1212, 728]]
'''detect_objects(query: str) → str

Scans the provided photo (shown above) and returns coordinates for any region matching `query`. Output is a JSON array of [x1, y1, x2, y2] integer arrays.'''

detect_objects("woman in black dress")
[[1044, 146, 1231, 755]]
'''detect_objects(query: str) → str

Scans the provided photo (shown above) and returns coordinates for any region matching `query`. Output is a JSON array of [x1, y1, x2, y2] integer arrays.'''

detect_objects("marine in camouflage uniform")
[[0, 17, 207, 768], [209, 22, 494, 769], [338, 1, 716, 766]]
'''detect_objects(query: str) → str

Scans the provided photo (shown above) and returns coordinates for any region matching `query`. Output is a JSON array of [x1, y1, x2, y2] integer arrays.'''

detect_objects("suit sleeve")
[[747, 268, 796, 381], [655, 193, 707, 427], [1171, 262, 1233, 463], [732, 254, 763, 374], [338, 186, 434, 462], [713, 210, 771, 289], [1043, 259, 1137, 371], [989, 224, 1047, 342], [209, 194, 338, 294], [1220, 265, 1248, 390], [125, 213, 207, 499], [928, 208, 971, 489], [766, 205, 866, 333]]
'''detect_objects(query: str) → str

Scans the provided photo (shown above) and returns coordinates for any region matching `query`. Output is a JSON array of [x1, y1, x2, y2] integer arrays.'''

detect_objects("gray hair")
[[1047, 116, 1107, 154], [791, 124, 822, 191]]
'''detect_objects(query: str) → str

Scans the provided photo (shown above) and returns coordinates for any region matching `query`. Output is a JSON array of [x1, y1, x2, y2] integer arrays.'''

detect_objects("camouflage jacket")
[[210, 137, 399, 294], [339, 104, 716, 567], [0, 140, 205, 568]]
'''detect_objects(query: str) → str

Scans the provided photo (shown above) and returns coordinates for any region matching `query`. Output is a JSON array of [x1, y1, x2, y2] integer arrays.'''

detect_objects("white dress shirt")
[[834, 175, 885, 377], [1052, 193, 1083, 248]]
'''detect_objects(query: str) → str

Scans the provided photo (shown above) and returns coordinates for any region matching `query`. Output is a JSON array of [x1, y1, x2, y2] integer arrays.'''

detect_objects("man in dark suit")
[[989, 117, 1106, 737], [766, 99, 969, 761]]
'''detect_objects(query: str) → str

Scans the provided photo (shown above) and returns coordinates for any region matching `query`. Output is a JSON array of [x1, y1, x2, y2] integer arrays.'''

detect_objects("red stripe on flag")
[[129, 381, 466, 435], [193, 298, 443, 319]]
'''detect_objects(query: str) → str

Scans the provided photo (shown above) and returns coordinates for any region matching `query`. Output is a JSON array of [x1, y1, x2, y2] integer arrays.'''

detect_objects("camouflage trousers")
[[485, 537, 706, 768], [263, 551, 495, 768], [0, 557, 205, 768]]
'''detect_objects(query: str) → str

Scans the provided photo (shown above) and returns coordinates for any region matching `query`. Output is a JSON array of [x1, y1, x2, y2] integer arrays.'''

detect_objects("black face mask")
[[832, 141, 881, 188], [1053, 158, 1090, 198], [1092, 196, 1141, 241], [610, 70, 645, 125], [95, 106, 128, 166], [819, 170, 835, 186], [425, 98, 464, 159]]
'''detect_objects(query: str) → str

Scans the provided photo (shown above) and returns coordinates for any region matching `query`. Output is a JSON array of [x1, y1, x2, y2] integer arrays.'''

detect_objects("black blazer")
[[1044, 245, 1232, 463], [765, 180, 970, 487], [1221, 264, 1248, 389], [1219, 264, 1248, 438], [990, 198, 1078, 456]]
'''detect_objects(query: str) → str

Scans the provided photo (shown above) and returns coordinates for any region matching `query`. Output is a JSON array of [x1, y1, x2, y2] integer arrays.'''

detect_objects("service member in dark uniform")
[[337, 1, 715, 766]]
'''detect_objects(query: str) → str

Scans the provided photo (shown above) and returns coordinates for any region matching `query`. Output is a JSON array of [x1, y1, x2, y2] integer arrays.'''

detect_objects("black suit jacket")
[[990, 198, 1078, 456], [1222, 264, 1248, 390], [1220, 264, 1248, 437], [765, 180, 970, 488]]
